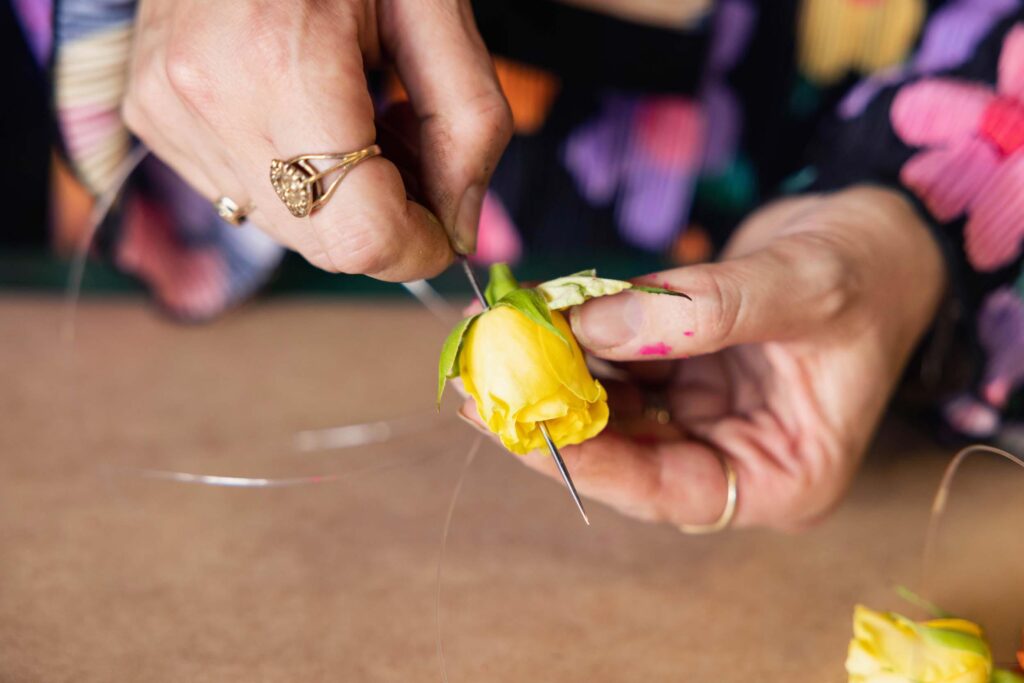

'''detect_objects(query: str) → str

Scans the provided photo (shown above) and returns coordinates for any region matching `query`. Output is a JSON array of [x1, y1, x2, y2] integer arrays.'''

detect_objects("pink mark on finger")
[[639, 342, 672, 356], [683, 330, 694, 337]]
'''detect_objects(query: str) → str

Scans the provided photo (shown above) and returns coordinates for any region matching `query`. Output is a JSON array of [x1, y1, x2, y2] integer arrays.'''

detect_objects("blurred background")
[[2, 1, 1023, 681]]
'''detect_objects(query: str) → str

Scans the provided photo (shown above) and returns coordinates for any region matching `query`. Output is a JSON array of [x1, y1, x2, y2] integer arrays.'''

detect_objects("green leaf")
[[917, 624, 990, 658], [534, 268, 693, 310], [565, 269, 597, 278], [485, 263, 519, 306], [992, 669, 1024, 683], [895, 586, 951, 619], [437, 314, 479, 406], [631, 285, 693, 300], [495, 288, 569, 346], [536, 273, 633, 310]]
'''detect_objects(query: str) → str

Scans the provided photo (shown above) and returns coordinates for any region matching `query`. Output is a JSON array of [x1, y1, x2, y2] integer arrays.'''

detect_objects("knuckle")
[[126, 60, 168, 125], [302, 248, 341, 274], [437, 90, 513, 156], [321, 221, 401, 276], [797, 235, 857, 321], [120, 95, 147, 137], [696, 270, 740, 351], [164, 49, 216, 110], [477, 90, 514, 143], [471, 91, 514, 152]]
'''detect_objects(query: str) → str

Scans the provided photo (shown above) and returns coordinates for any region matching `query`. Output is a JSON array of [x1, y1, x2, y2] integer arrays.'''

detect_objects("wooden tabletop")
[[1, 296, 1021, 682]]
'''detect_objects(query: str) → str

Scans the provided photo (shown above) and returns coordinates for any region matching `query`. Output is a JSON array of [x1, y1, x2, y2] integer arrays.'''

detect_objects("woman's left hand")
[[463, 187, 946, 530]]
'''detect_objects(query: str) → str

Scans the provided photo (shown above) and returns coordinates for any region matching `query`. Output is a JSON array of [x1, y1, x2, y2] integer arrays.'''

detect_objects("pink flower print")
[[118, 195, 230, 321], [116, 157, 282, 321], [942, 393, 1002, 436], [892, 23, 1024, 271], [841, 0, 1020, 119], [471, 192, 523, 266], [942, 282, 1024, 438]]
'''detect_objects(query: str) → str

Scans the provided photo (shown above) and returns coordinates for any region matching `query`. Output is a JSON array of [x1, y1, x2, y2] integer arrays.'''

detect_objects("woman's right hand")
[[123, 0, 512, 280]]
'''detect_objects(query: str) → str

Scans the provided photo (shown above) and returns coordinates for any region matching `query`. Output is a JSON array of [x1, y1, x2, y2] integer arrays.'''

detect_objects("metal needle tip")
[[461, 258, 488, 308], [539, 423, 590, 525]]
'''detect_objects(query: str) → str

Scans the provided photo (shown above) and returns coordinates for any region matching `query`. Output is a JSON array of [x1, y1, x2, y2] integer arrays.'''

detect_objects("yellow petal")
[[847, 607, 992, 683], [460, 306, 608, 454], [461, 307, 563, 419], [548, 394, 609, 448], [539, 311, 605, 403]]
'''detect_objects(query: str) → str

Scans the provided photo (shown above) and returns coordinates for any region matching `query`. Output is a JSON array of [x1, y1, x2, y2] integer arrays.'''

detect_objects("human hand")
[[463, 187, 945, 530], [123, 0, 512, 280]]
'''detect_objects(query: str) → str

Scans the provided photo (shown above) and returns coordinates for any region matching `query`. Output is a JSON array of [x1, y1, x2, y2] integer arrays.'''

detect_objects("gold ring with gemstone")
[[677, 456, 738, 535], [214, 196, 249, 226], [270, 144, 382, 218]]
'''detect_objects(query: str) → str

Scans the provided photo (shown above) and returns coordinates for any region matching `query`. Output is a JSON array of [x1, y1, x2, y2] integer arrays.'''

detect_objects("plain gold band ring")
[[270, 144, 382, 218], [677, 456, 738, 535]]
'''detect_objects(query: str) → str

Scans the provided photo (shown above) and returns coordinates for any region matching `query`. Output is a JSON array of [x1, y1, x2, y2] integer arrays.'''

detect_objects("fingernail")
[[571, 291, 645, 350], [452, 184, 485, 255]]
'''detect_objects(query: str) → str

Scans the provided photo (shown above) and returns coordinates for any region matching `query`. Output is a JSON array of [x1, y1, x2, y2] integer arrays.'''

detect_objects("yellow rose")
[[846, 606, 992, 683], [459, 305, 608, 455]]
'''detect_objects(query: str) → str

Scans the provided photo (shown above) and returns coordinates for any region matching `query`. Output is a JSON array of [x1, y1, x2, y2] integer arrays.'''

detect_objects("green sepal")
[[485, 263, 519, 307], [895, 585, 951, 619], [914, 622, 990, 659], [992, 669, 1024, 683], [534, 270, 692, 310], [631, 285, 693, 300], [494, 288, 569, 346], [437, 314, 479, 406], [535, 272, 633, 310]]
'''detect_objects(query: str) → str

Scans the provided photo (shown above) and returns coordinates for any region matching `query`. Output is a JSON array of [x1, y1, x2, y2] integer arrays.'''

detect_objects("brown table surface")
[[1, 296, 1022, 682]]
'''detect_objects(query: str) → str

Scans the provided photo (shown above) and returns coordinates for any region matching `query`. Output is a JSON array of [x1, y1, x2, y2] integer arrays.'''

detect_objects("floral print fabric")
[[14, 0, 1024, 444]]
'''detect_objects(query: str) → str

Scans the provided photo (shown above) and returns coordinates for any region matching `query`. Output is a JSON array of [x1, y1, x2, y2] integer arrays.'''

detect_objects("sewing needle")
[[459, 259, 590, 525]]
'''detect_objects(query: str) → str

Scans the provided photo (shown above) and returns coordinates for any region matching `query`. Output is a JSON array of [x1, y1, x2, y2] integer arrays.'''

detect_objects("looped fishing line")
[[294, 413, 447, 453], [921, 444, 1024, 597], [60, 164, 1024, 679], [62, 145, 150, 348], [60, 141, 486, 680], [64, 166, 1024, 679], [61, 144, 459, 485], [435, 436, 483, 683]]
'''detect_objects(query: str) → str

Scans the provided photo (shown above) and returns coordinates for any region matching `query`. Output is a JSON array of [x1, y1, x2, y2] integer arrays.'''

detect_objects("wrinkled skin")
[[124, 0, 512, 280], [463, 187, 945, 531]]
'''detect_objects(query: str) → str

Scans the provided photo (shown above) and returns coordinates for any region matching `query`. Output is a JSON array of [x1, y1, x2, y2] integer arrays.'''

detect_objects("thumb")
[[569, 237, 851, 360], [382, 0, 513, 255]]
